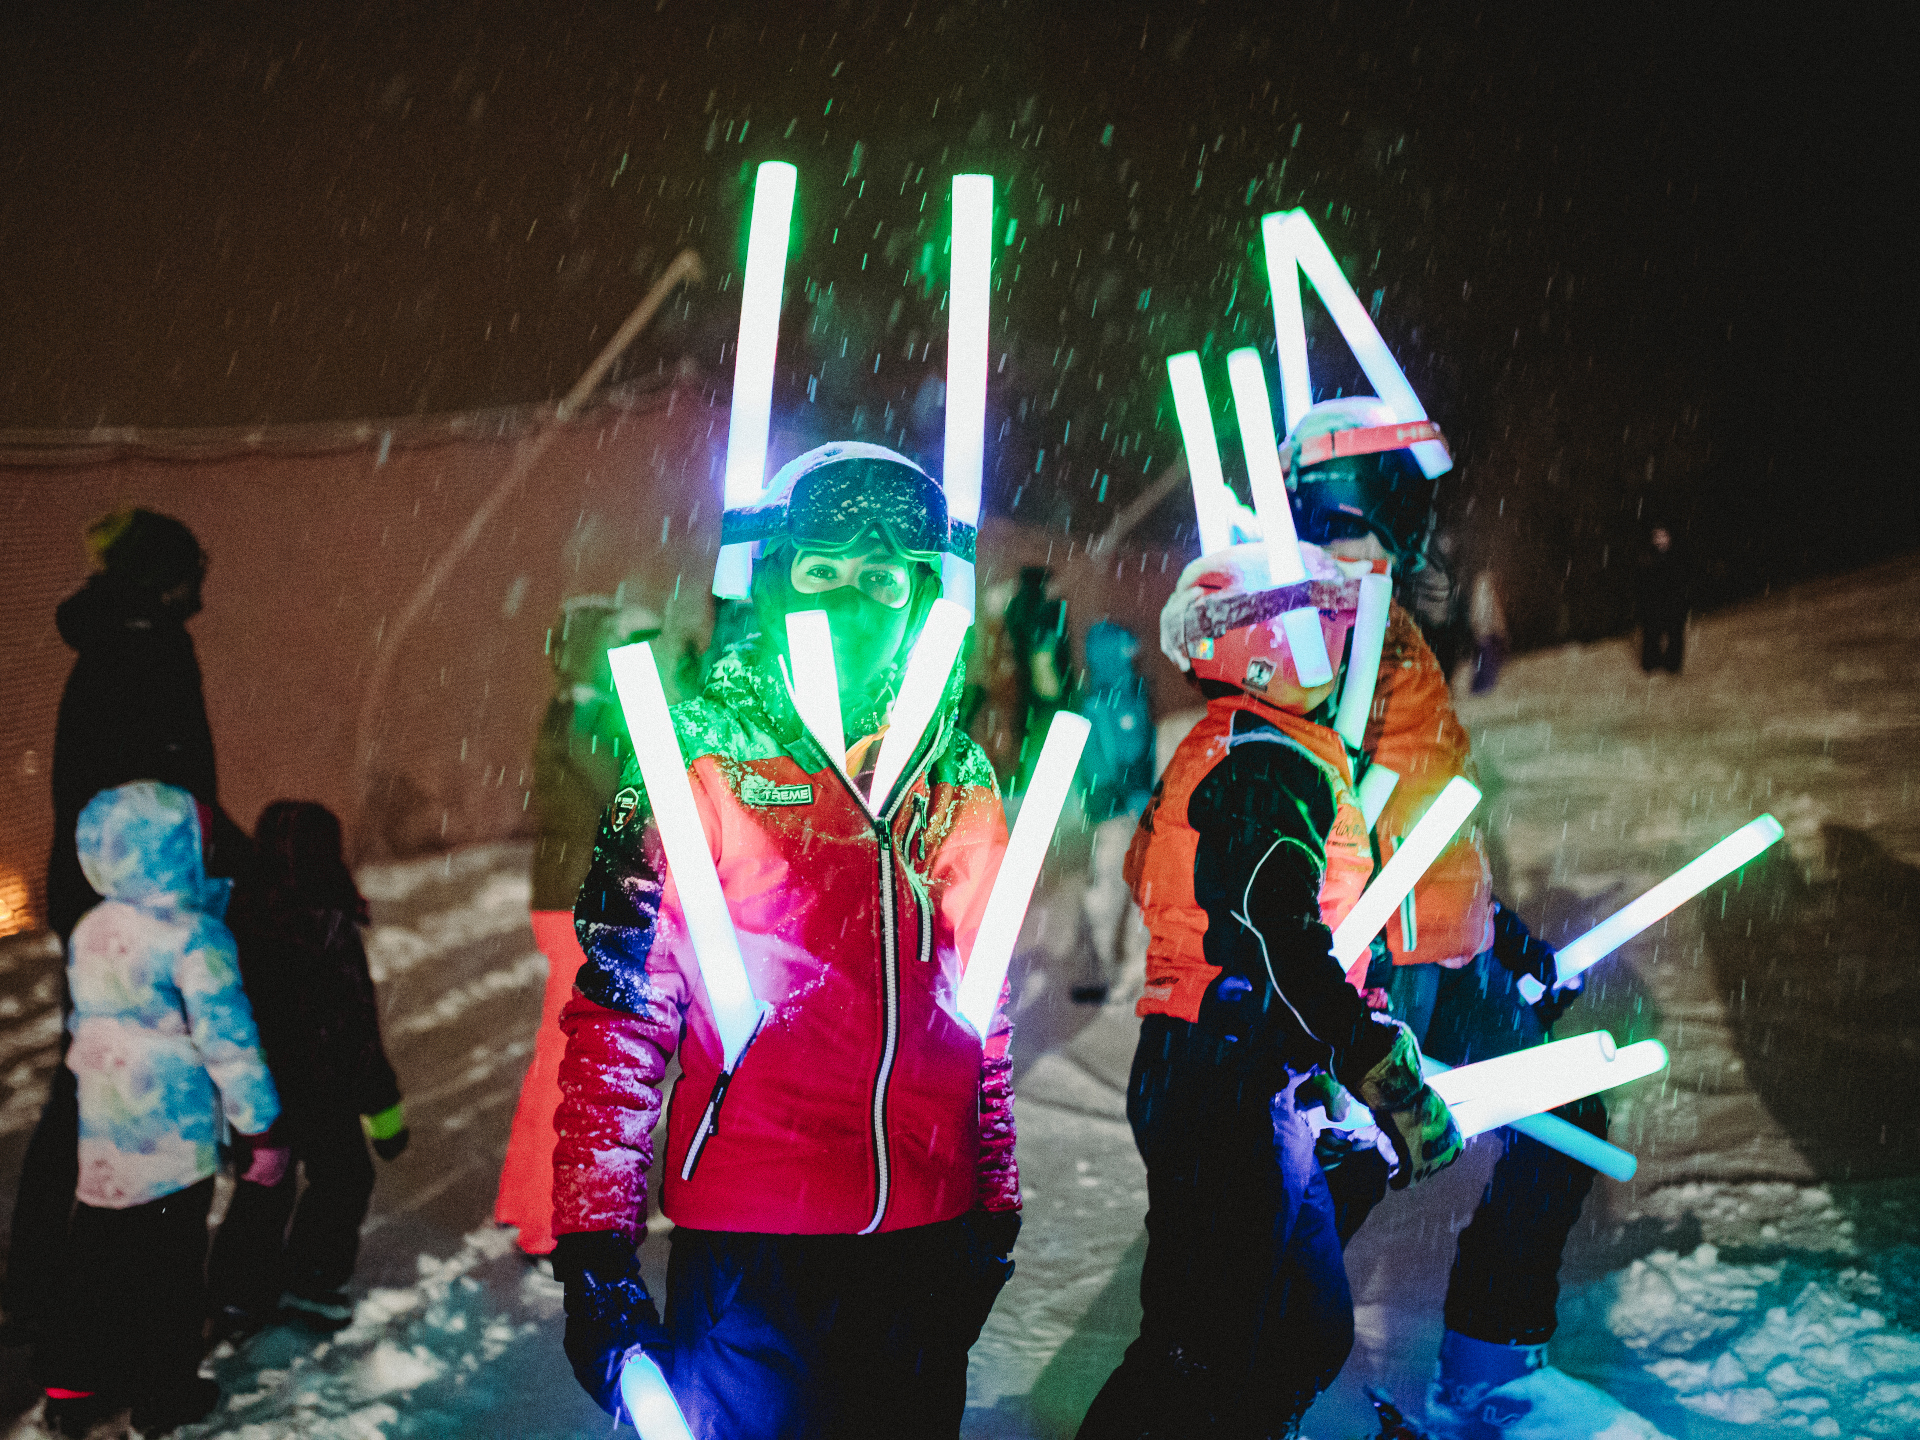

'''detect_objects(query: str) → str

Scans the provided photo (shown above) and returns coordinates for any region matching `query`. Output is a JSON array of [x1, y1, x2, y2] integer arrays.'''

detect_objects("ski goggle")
[[722, 444, 974, 562]]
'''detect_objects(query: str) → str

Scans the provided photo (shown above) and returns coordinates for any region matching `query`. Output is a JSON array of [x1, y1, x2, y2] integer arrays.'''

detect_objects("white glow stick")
[[607, 642, 769, 1070], [1334, 573, 1394, 749], [1330, 775, 1481, 966], [1225, 348, 1308, 585], [1517, 814, 1786, 1004], [956, 712, 1092, 1036], [1167, 352, 1240, 557], [942, 174, 993, 613], [1355, 765, 1399, 829], [1259, 208, 1450, 477], [1224, 347, 1333, 687], [867, 597, 973, 811], [619, 1352, 696, 1440], [1318, 1043, 1650, 1181], [713, 161, 799, 599], [1427, 1033, 1668, 1138], [784, 610, 848, 774]]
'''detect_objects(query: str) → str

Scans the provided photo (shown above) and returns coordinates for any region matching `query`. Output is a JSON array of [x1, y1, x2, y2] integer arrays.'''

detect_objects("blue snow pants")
[[654, 1214, 1011, 1439], [1078, 1017, 1353, 1439], [1323, 953, 1609, 1347]]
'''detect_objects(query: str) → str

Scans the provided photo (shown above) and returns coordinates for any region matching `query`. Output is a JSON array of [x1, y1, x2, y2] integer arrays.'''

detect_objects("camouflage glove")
[[1355, 1020, 1463, 1190]]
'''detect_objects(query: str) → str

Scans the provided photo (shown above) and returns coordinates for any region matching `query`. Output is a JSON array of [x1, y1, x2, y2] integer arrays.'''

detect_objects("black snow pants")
[[1640, 610, 1686, 674], [1322, 954, 1608, 1347], [653, 1214, 1011, 1439], [209, 1106, 376, 1313], [35, 1176, 215, 1400], [1, 1056, 77, 1328], [1079, 1018, 1353, 1439]]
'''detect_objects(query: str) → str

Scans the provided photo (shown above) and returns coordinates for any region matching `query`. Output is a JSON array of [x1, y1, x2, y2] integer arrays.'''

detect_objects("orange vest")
[[1124, 694, 1374, 1023], [1364, 603, 1494, 965]]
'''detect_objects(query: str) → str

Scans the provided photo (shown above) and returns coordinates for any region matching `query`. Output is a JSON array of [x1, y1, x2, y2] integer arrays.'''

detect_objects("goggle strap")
[[1281, 420, 1449, 477]]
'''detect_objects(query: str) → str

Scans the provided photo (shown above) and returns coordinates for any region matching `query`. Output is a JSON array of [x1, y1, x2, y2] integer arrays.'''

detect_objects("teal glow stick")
[[1517, 814, 1786, 1004], [619, 1351, 696, 1440], [942, 174, 993, 613], [714, 161, 798, 599], [1259, 208, 1450, 478]]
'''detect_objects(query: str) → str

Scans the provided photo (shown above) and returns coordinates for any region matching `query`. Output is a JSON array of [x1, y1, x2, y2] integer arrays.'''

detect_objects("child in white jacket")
[[35, 781, 285, 1438]]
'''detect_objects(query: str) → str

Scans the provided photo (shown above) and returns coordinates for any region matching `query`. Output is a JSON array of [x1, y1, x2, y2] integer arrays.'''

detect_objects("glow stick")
[[1330, 775, 1480, 966], [1318, 1047, 1644, 1181], [866, 597, 972, 812], [942, 174, 993, 613], [784, 610, 848, 776], [1334, 573, 1394, 749], [1259, 208, 1450, 477], [1517, 814, 1785, 1004], [713, 161, 799, 599], [1225, 348, 1308, 585], [1355, 765, 1399, 829], [607, 642, 769, 1070], [619, 1352, 696, 1440], [1167, 352, 1239, 557], [956, 712, 1091, 1036], [1425, 1033, 1668, 1138], [1224, 347, 1334, 686]]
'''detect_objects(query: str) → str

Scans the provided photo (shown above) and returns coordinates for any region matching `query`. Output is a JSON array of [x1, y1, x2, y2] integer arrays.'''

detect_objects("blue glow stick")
[[868, 597, 973, 812], [1167, 352, 1243, 557], [619, 1351, 696, 1440], [714, 161, 798, 599], [607, 642, 770, 1071], [1425, 1052, 1642, 1181], [1259, 208, 1451, 478], [942, 174, 993, 613], [1331, 775, 1481, 967], [956, 711, 1091, 1036], [1516, 814, 1786, 1004]]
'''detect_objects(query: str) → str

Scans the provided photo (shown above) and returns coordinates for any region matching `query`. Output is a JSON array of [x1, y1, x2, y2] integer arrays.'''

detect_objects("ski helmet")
[[1279, 398, 1450, 564], [720, 441, 971, 570], [1159, 541, 1362, 709]]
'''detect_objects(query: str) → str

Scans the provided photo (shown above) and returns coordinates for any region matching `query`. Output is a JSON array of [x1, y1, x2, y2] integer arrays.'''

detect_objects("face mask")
[[810, 584, 913, 721]]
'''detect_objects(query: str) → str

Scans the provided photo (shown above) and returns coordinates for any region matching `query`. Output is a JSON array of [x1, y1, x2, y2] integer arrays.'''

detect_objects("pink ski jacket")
[[553, 647, 1017, 1243]]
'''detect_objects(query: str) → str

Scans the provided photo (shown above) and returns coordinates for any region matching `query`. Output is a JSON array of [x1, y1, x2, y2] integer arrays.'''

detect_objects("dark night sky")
[[1, 1, 1903, 645]]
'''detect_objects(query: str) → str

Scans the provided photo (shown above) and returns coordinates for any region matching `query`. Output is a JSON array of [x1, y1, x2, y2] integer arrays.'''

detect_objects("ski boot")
[[1425, 1331, 1672, 1439], [1366, 1385, 1431, 1439]]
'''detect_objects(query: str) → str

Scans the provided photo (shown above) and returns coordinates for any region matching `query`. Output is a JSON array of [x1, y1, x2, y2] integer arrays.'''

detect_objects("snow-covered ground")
[[1, 555, 1916, 1437]]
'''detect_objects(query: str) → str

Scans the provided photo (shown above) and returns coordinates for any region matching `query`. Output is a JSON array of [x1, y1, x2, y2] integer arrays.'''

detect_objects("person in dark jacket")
[[1637, 525, 1687, 674], [1002, 565, 1071, 794], [2, 509, 248, 1344], [206, 803, 407, 1334]]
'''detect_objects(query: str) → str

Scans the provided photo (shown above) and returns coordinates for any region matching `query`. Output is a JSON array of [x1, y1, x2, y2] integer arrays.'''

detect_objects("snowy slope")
[[0, 558, 1915, 1437]]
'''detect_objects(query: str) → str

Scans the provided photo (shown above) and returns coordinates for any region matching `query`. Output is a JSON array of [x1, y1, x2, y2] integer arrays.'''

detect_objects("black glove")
[[1489, 900, 1582, 1025], [371, 1129, 410, 1161], [968, 1207, 1022, 1262], [550, 1230, 665, 1415]]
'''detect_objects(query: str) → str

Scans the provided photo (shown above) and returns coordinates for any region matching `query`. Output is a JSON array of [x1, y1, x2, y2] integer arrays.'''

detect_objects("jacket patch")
[[739, 775, 814, 808], [610, 787, 642, 832]]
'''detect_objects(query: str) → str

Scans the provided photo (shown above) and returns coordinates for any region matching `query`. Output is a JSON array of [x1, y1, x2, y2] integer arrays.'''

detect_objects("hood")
[[55, 572, 186, 654], [75, 781, 231, 916], [1083, 621, 1141, 687]]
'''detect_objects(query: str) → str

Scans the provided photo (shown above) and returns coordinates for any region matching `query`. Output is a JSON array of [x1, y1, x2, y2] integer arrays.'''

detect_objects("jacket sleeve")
[[922, 748, 1020, 1212], [334, 917, 402, 1117], [176, 914, 281, 1136], [556, 767, 690, 1243], [1365, 604, 1494, 965], [1188, 742, 1393, 1088]]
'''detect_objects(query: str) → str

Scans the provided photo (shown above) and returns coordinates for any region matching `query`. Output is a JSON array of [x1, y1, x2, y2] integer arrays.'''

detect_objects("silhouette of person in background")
[[1637, 525, 1688, 674]]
